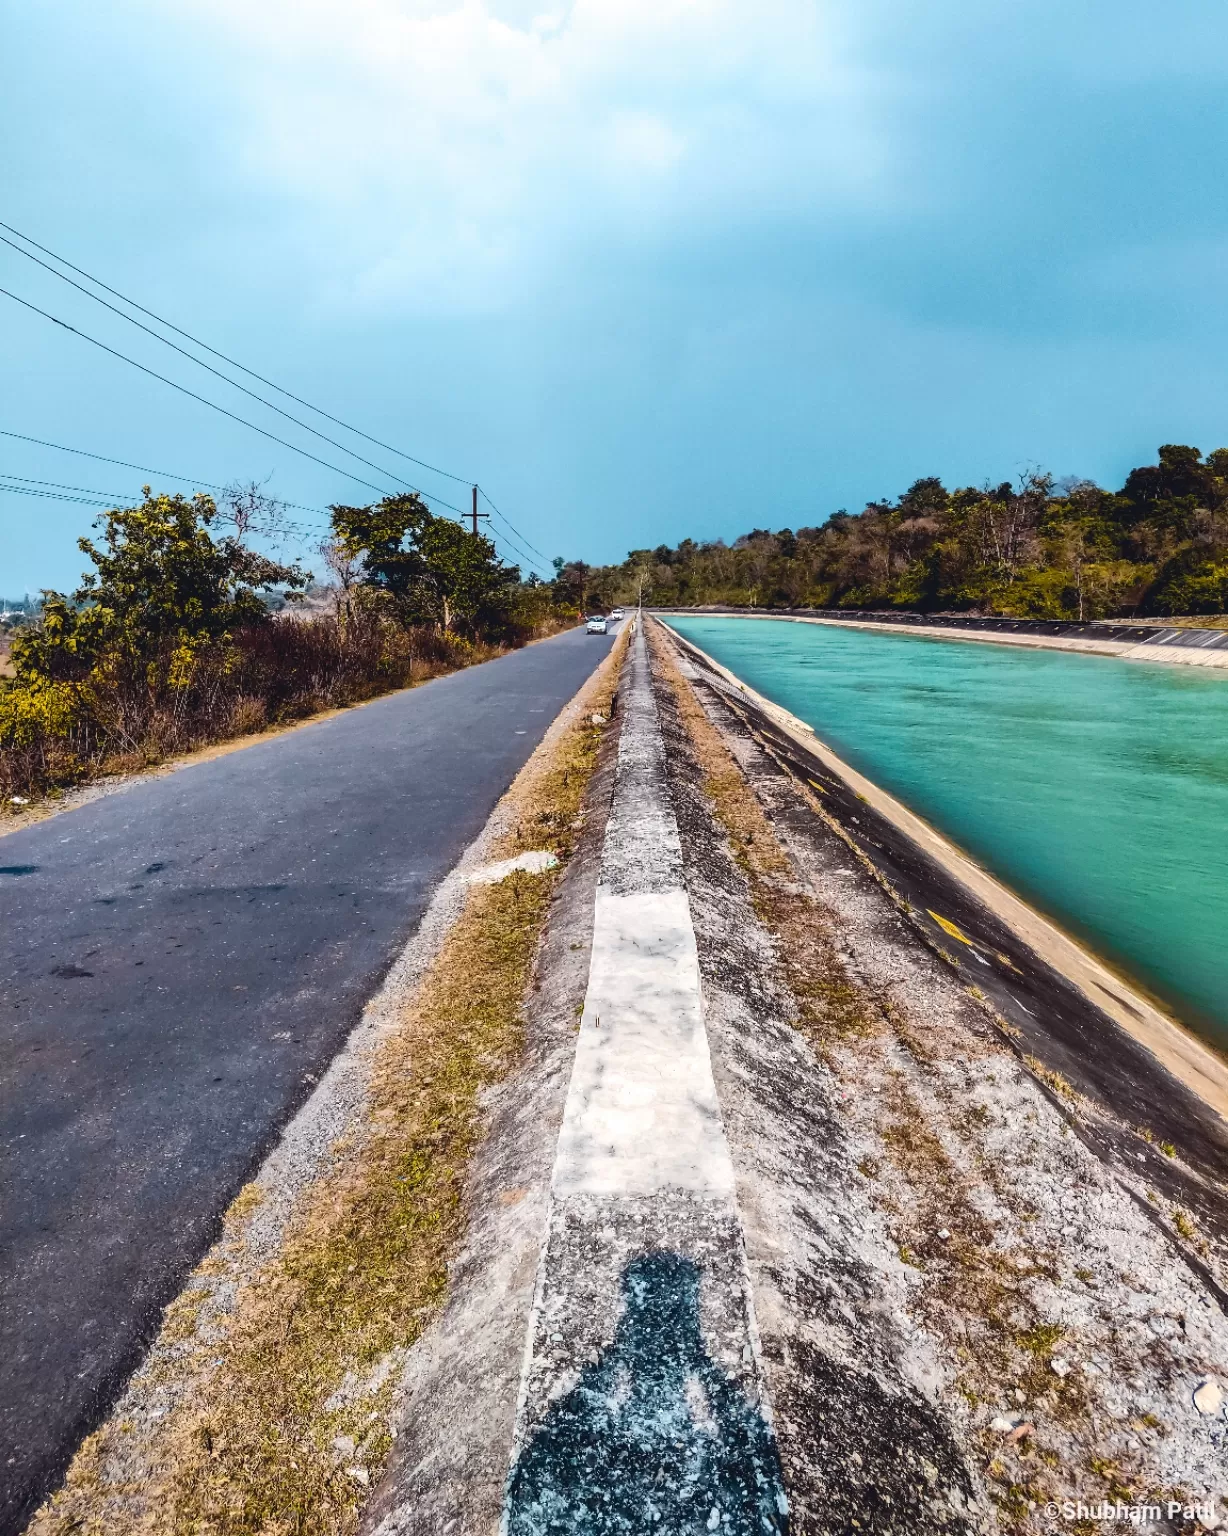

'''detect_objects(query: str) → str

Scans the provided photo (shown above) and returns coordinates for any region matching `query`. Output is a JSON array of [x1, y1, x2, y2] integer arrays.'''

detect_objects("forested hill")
[[562, 444, 1228, 620]]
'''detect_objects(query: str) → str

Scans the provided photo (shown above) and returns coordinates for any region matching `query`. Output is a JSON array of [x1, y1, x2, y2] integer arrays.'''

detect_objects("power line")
[[485, 524, 549, 579], [0, 472, 546, 583], [1, 471, 133, 500], [0, 232, 443, 500], [0, 284, 407, 498], [0, 218, 474, 488], [0, 472, 330, 541], [0, 429, 328, 515], [1, 219, 559, 554], [490, 526, 551, 580], [0, 430, 532, 564], [1, 437, 544, 572], [0, 482, 113, 508], [479, 487, 552, 563]]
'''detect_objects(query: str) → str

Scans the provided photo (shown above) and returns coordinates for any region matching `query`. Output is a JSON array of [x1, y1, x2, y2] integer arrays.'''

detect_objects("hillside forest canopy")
[[558, 445, 1228, 620]]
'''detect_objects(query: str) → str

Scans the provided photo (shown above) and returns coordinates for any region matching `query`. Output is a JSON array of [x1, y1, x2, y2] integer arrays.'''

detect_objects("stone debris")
[[1192, 1377, 1224, 1415], [1049, 1358, 1071, 1378], [468, 850, 559, 884]]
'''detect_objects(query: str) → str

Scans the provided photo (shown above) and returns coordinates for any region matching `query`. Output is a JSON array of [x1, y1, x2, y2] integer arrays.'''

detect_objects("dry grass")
[[31, 626, 629, 1536], [648, 625, 872, 1048], [1, 612, 579, 809]]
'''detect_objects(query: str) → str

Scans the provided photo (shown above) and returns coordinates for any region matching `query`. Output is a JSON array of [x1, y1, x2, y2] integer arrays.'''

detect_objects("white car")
[[610, 607, 625, 621], [586, 615, 608, 635]]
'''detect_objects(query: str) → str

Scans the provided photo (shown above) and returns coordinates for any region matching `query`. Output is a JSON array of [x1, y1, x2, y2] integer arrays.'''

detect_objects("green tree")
[[12, 490, 305, 689], [330, 494, 519, 633]]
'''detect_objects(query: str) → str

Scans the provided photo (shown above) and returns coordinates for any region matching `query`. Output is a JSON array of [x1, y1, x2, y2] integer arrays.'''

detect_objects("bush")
[[2, 491, 574, 807]]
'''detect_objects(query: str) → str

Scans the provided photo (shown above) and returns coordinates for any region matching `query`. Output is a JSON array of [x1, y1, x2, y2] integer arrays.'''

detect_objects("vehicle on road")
[[586, 615, 609, 634], [610, 607, 625, 620]]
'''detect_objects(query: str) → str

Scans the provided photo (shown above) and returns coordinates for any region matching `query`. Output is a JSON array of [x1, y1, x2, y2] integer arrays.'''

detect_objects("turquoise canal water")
[[667, 616, 1228, 1054]]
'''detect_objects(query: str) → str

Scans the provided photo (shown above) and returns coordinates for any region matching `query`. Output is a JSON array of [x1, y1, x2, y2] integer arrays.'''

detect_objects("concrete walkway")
[[501, 626, 788, 1534]]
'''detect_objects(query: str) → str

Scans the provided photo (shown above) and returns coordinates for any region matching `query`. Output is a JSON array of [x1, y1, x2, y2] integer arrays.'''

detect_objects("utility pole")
[[470, 486, 491, 538]]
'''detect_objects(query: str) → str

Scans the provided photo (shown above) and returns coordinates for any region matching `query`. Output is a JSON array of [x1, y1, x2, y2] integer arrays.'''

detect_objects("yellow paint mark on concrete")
[[929, 910, 974, 946]]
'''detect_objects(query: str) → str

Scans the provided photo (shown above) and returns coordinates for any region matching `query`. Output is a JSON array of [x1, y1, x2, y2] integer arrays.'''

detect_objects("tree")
[[219, 480, 290, 546], [13, 490, 306, 688], [330, 494, 519, 633]]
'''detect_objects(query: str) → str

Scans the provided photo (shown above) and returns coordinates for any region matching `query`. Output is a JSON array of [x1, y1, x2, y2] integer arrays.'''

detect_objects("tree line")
[[562, 444, 1228, 619]]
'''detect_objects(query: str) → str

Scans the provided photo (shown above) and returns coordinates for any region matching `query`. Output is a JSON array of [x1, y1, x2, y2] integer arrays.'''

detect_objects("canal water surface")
[[666, 616, 1228, 1056]]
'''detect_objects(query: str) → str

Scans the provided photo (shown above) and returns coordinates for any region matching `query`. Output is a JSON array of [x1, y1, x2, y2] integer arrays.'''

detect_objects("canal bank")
[[661, 612, 1228, 1069], [652, 608, 1228, 671], [655, 617, 1228, 1218], [644, 618, 1228, 1528]]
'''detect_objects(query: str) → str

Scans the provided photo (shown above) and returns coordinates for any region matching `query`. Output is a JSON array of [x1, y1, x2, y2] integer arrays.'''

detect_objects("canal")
[[665, 616, 1228, 1057]]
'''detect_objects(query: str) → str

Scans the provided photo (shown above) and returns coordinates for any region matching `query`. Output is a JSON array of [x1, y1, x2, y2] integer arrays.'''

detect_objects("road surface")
[[0, 624, 613, 1533]]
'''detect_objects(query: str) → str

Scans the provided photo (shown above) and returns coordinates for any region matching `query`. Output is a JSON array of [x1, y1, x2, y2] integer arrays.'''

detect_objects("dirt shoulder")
[[648, 617, 1227, 1532]]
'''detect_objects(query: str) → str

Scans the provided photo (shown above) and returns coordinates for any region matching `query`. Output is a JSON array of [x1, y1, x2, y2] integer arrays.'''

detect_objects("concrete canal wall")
[[656, 616, 1228, 1131], [652, 608, 1228, 669]]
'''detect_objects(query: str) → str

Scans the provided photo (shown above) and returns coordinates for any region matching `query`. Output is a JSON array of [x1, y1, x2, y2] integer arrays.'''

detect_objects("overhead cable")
[[0, 482, 114, 507], [0, 231, 439, 499], [0, 218, 473, 487], [1, 219, 557, 552], [479, 486, 552, 563], [0, 285, 404, 498], [1, 471, 133, 500], [486, 525, 549, 579], [0, 429, 327, 515]]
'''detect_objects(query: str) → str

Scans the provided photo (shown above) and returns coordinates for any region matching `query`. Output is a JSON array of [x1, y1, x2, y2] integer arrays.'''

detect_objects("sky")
[[2, 0, 1228, 594]]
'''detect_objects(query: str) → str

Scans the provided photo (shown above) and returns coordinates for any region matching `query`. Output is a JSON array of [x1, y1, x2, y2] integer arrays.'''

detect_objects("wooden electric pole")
[[470, 486, 491, 538]]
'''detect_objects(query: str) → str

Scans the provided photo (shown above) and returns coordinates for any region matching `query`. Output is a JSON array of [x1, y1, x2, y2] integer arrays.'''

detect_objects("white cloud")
[[160, 0, 882, 310]]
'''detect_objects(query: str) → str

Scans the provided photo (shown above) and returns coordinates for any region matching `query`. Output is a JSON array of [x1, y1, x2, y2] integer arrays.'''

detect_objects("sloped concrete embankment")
[[647, 617, 1227, 1532], [651, 610, 1228, 670]]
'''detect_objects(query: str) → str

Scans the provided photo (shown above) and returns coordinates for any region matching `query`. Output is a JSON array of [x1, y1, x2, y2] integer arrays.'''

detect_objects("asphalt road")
[[0, 624, 613, 1532]]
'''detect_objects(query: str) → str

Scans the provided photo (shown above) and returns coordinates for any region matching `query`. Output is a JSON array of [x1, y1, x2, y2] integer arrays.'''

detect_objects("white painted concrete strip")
[[553, 886, 735, 1198], [501, 625, 785, 1534]]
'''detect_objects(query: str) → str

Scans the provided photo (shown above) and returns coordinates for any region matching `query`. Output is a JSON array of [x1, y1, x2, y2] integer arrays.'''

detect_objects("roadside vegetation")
[[1, 487, 577, 807], [574, 443, 1228, 619]]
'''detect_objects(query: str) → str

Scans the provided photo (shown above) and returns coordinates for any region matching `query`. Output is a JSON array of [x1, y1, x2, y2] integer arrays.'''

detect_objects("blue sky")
[[3, 0, 1228, 593]]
